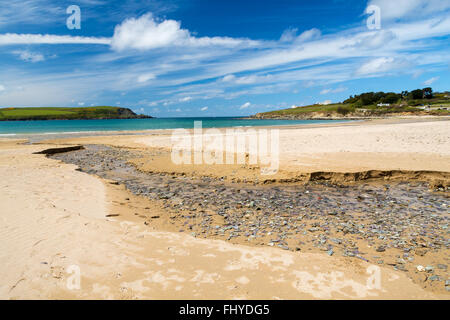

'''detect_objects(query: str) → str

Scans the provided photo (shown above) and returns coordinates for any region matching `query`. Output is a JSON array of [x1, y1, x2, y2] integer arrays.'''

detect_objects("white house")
[[377, 103, 390, 107]]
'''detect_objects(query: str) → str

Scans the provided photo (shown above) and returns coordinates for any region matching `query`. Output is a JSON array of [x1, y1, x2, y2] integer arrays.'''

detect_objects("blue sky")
[[0, 0, 449, 117]]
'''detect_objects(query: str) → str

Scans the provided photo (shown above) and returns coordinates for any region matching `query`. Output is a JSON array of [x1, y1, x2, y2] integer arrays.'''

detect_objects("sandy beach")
[[1, 118, 449, 299], [43, 118, 450, 174]]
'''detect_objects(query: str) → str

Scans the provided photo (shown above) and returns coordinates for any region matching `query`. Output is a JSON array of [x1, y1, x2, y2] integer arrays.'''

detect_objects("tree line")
[[343, 87, 434, 106]]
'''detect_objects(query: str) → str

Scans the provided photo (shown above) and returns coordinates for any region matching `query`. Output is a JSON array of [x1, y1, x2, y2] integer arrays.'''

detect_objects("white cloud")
[[221, 74, 271, 84], [239, 102, 251, 109], [200, 106, 208, 111], [111, 14, 257, 51], [0, 0, 63, 27], [280, 27, 321, 43], [1, 6, 449, 108], [0, 80, 78, 106], [137, 73, 156, 83], [356, 57, 409, 75], [280, 27, 298, 42], [0, 33, 111, 45], [13, 50, 45, 62], [78, 102, 85, 106], [211, 15, 450, 79], [296, 28, 321, 42], [0, 85, 5, 91], [320, 87, 347, 95], [221, 74, 236, 82], [347, 30, 397, 50], [423, 76, 439, 85], [367, 0, 450, 20], [318, 100, 332, 105], [234, 76, 260, 84], [179, 96, 192, 102], [0, 14, 257, 52]]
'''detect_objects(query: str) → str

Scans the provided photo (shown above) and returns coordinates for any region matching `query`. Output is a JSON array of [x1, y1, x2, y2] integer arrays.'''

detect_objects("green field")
[[255, 89, 450, 118], [260, 103, 354, 116], [0, 106, 151, 121]]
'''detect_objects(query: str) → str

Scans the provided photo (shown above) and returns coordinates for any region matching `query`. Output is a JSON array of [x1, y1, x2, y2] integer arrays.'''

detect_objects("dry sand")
[[1, 118, 449, 299], [44, 118, 450, 185]]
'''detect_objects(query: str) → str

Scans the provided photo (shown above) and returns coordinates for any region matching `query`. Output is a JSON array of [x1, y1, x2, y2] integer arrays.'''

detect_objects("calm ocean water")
[[0, 117, 347, 135]]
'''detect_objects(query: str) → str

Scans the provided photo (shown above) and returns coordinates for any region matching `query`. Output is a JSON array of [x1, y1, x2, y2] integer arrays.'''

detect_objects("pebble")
[[428, 275, 441, 281]]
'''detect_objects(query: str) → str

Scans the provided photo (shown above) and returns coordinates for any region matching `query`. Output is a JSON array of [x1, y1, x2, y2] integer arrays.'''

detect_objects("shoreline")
[[0, 118, 353, 137], [1, 116, 448, 140]]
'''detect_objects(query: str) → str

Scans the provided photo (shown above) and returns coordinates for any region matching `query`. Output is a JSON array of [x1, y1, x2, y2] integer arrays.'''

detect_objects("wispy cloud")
[[0, 0, 449, 111], [423, 76, 440, 85], [137, 73, 156, 83], [179, 96, 192, 102], [221, 74, 272, 85], [320, 87, 347, 95], [239, 102, 251, 109], [13, 50, 45, 62], [0, 0, 64, 27], [367, 0, 450, 21], [0, 33, 111, 45], [280, 27, 321, 43], [356, 57, 410, 75]]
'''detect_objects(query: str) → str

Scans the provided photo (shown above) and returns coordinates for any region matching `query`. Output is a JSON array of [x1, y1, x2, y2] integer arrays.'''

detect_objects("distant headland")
[[252, 88, 450, 120], [0, 106, 153, 121]]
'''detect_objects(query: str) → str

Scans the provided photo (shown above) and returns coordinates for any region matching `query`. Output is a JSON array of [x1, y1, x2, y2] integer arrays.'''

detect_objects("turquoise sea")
[[0, 117, 347, 135]]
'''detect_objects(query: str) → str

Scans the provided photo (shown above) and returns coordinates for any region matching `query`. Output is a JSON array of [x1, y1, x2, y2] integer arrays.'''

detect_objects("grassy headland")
[[253, 88, 450, 119], [0, 106, 152, 121]]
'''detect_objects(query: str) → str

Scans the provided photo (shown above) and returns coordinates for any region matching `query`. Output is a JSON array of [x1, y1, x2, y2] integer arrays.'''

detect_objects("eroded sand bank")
[[0, 139, 445, 299]]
